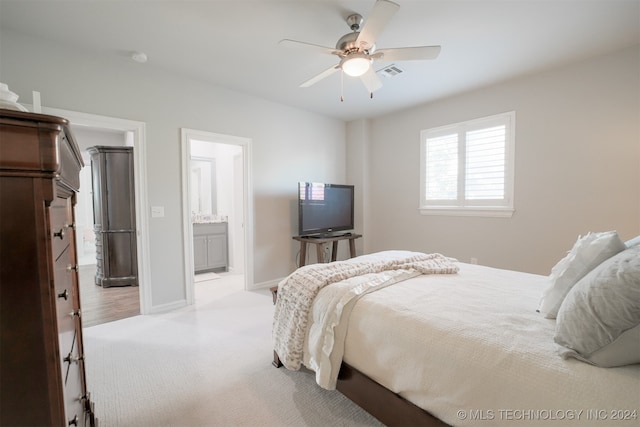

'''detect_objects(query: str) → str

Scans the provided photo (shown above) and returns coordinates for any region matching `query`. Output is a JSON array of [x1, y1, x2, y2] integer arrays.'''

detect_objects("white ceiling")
[[1, 0, 638, 121]]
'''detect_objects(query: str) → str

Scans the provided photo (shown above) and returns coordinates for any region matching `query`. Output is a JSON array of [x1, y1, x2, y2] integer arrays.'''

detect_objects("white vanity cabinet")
[[193, 222, 228, 273]]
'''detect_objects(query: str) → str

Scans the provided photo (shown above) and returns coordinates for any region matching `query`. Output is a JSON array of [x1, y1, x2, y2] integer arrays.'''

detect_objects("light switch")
[[151, 206, 165, 218]]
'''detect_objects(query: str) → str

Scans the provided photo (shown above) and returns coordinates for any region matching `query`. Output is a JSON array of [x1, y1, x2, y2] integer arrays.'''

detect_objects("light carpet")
[[83, 277, 382, 427]]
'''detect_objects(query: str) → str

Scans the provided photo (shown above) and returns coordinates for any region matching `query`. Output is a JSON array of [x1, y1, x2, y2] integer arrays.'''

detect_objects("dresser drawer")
[[54, 245, 77, 309], [54, 246, 86, 426], [57, 131, 82, 191], [54, 246, 78, 359], [63, 335, 86, 427], [50, 196, 72, 260]]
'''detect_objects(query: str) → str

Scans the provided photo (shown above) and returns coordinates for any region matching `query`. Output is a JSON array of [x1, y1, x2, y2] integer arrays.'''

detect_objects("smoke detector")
[[131, 51, 148, 63]]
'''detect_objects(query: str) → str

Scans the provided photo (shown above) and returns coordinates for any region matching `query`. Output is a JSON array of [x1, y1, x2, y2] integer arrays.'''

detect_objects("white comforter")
[[337, 262, 640, 426], [292, 253, 640, 426], [303, 268, 422, 388], [273, 251, 458, 371]]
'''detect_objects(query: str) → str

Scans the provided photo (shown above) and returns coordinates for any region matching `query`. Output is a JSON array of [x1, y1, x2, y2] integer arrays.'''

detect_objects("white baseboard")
[[148, 299, 188, 314], [250, 277, 284, 291]]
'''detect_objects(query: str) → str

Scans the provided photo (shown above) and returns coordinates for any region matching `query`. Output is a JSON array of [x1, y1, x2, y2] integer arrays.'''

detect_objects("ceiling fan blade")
[[356, 0, 400, 51], [279, 39, 341, 56], [360, 67, 383, 93], [300, 65, 340, 88], [375, 46, 442, 61]]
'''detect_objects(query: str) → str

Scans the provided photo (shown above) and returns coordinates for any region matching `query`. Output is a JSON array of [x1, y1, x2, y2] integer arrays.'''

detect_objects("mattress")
[[341, 262, 640, 426]]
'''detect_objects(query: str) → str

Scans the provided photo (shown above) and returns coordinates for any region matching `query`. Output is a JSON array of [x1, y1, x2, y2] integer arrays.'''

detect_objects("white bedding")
[[303, 268, 422, 388], [338, 262, 640, 426], [273, 251, 458, 371]]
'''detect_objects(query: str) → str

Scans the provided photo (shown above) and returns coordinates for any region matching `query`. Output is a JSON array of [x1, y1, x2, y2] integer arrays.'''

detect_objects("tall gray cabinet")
[[88, 146, 138, 287]]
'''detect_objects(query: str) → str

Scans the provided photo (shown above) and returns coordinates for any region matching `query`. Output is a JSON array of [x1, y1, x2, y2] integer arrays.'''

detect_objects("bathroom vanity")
[[193, 222, 228, 273]]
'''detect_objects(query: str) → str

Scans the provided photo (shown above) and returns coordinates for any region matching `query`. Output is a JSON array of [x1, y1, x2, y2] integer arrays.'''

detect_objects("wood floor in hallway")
[[79, 265, 140, 328], [79, 266, 244, 327]]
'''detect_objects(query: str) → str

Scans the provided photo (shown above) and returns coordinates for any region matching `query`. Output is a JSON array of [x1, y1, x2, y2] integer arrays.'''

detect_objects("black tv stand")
[[304, 232, 352, 239], [293, 233, 362, 267]]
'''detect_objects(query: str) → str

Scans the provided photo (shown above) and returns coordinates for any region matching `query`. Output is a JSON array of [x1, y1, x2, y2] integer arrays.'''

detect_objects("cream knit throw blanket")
[[272, 252, 459, 370]]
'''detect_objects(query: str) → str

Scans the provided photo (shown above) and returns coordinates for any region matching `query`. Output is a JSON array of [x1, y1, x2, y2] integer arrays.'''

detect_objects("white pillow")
[[554, 245, 640, 367], [587, 325, 640, 367], [538, 231, 625, 319], [625, 235, 640, 248]]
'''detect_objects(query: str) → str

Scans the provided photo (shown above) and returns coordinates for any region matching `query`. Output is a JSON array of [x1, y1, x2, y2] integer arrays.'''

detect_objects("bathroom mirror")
[[191, 158, 217, 216]]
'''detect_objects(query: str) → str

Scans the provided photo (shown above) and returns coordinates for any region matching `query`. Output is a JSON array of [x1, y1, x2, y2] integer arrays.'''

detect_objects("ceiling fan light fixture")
[[341, 54, 371, 77]]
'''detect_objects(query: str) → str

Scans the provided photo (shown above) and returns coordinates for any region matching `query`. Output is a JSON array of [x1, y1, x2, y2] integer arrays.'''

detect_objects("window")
[[420, 112, 515, 217]]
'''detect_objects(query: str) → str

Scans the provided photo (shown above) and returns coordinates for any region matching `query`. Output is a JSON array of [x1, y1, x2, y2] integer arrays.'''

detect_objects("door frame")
[[180, 128, 254, 303], [42, 106, 152, 314]]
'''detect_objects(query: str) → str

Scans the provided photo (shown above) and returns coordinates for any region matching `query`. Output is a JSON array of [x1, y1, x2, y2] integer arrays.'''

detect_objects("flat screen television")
[[298, 182, 354, 237]]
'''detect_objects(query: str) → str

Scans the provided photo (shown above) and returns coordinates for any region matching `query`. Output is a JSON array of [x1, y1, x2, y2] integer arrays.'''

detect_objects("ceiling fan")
[[279, 0, 441, 99]]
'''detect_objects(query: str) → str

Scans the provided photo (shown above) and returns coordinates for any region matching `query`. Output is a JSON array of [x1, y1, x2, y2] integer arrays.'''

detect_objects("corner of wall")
[[346, 119, 371, 255]]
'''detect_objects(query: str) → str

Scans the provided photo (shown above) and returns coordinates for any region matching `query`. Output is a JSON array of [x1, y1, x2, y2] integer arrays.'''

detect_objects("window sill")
[[419, 207, 514, 218]]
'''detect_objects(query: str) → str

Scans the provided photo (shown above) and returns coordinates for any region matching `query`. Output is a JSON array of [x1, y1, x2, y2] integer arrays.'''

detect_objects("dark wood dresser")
[[0, 109, 97, 426]]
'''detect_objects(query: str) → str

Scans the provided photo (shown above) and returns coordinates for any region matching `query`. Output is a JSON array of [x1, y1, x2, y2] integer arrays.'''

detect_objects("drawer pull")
[[68, 415, 79, 426], [57, 289, 69, 300], [53, 225, 68, 239], [64, 353, 84, 365], [67, 264, 79, 273], [69, 310, 81, 318]]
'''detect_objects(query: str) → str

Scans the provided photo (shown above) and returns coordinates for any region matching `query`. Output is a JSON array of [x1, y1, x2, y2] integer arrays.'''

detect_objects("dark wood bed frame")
[[270, 287, 449, 427], [272, 352, 447, 427]]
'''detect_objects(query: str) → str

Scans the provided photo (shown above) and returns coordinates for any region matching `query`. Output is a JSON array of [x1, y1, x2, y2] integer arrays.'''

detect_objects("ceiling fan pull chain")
[[341, 70, 345, 102], [370, 92, 373, 99]]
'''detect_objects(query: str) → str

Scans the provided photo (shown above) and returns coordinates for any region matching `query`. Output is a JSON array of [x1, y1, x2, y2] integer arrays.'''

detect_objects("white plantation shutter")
[[420, 112, 515, 217], [465, 126, 506, 200]]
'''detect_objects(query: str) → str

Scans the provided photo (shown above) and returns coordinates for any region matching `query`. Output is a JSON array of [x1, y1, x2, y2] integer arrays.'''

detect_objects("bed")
[[272, 237, 640, 426]]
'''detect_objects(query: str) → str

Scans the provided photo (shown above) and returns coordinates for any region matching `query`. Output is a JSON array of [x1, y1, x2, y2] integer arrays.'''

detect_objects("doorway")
[[181, 128, 253, 303], [42, 106, 151, 317], [73, 128, 140, 326]]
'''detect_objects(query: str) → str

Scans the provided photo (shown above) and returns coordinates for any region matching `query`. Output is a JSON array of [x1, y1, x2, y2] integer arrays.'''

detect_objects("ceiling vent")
[[377, 64, 404, 78]]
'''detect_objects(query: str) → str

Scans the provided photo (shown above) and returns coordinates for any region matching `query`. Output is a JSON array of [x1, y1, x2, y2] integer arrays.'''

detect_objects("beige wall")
[[1, 29, 346, 308], [355, 46, 640, 274], [3, 28, 638, 310]]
